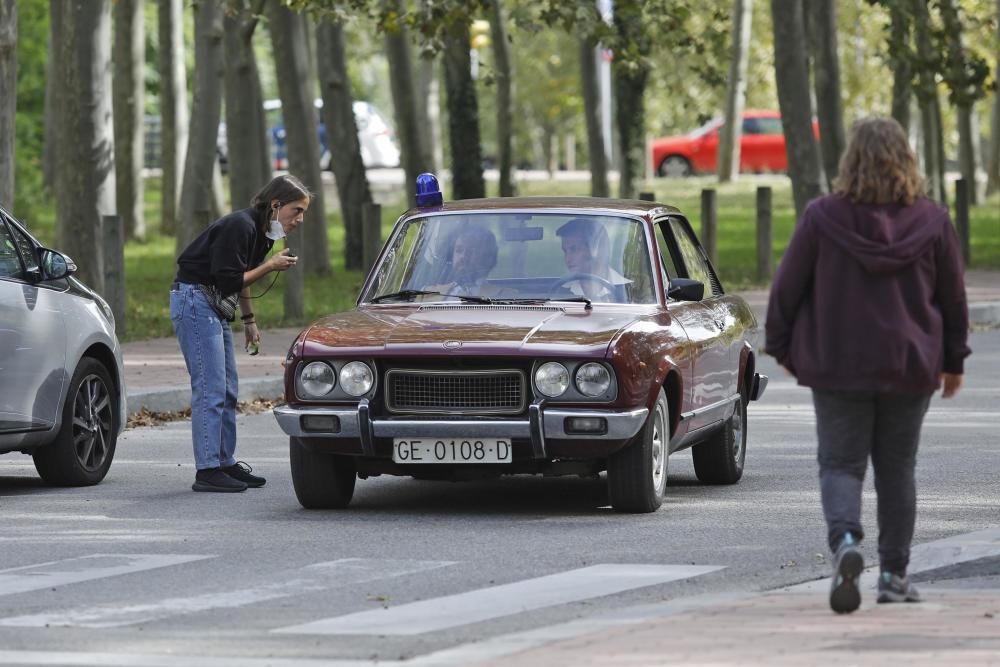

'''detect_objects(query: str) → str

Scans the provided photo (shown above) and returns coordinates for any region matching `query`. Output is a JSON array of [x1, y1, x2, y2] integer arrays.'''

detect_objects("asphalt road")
[[1, 330, 998, 665]]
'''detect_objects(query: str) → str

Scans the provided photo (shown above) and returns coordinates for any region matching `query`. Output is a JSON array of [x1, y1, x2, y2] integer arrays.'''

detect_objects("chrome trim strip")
[[543, 407, 648, 440], [679, 394, 740, 422], [274, 405, 649, 442]]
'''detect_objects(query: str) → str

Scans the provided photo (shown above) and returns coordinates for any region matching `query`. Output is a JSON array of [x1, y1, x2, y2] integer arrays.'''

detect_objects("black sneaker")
[[192, 468, 248, 493], [877, 571, 922, 603], [829, 534, 864, 614], [221, 461, 266, 488]]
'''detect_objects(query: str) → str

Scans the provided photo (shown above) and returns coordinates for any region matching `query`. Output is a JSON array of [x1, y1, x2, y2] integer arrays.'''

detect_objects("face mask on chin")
[[265, 218, 285, 241]]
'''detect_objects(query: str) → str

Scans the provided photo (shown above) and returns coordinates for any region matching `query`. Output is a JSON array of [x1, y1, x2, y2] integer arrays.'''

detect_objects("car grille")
[[385, 369, 526, 415]]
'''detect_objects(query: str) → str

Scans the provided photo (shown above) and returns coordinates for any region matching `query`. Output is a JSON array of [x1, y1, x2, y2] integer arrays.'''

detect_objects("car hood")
[[300, 305, 647, 357]]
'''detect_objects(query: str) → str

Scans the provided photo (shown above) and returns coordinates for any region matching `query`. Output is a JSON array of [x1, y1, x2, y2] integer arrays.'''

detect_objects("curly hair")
[[833, 117, 925, 205]]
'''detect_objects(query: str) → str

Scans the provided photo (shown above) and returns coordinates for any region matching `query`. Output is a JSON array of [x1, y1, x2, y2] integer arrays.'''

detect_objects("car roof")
[[401, 197, 682, 219]]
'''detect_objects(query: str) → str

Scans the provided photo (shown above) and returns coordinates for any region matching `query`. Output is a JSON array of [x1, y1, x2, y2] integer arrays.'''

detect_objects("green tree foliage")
[[13, 3, 49, 227]]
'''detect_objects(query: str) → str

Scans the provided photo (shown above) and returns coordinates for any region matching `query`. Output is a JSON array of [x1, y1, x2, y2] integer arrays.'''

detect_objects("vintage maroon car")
[[274, 176, 767, 512]]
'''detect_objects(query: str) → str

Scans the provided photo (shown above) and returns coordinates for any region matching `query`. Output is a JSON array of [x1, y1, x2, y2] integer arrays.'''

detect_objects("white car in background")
[[264, 98, 401, 171]]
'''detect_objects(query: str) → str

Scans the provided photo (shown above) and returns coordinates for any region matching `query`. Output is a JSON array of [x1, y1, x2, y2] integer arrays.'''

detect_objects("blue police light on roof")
[[415, 172, 443, 208]]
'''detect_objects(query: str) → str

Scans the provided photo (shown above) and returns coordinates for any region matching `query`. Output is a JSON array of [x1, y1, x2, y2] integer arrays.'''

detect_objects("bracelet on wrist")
[[240, 313, 255, 321], [244, 320, 256, 326]]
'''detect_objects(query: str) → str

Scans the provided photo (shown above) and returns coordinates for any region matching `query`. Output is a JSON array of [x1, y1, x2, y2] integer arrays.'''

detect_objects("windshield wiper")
[[442, 293, 494, 304], [547, 296, 593, 310], [370, 289, 441, 303]]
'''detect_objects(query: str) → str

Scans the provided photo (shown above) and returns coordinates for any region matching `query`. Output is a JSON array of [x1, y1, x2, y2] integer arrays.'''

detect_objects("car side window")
[[667, 217, 719, 296], [757, 117, 783, 135], [0, 220, 24, 279], [742, 118, 761, 135], [6, 219, 39, 273], [654, 217, 680, 283]]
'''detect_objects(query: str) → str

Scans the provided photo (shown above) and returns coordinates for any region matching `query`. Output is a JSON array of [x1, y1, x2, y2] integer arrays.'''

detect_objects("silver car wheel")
[[72, 374, 113, 472], [651, 400, 667, 492], [659, 155, 692, 178]]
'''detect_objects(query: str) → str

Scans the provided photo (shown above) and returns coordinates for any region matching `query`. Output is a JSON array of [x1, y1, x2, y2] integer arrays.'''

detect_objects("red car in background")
[[652, 110, 814, 177]]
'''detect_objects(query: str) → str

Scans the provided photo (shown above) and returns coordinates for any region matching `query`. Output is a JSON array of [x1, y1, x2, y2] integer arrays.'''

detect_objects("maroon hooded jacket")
[[765, 194, 970, 394]]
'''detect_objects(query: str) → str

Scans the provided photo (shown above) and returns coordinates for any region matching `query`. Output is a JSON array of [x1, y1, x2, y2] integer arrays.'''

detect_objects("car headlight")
[[339, 361, 374, 396], [300, 362, 336, 397], [575, 363, 612, 397], [535, 362, 569, 397]]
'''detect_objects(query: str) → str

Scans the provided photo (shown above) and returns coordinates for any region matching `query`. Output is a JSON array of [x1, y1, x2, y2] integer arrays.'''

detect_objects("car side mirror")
[[38, 248, 76, 281], [667, 278, 704, 302]]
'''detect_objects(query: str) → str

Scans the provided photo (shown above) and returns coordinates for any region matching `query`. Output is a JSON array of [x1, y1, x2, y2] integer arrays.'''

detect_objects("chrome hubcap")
[[732, 401, 745, 463], [651, 406, 666, 490], [72, 375, 113, 472]]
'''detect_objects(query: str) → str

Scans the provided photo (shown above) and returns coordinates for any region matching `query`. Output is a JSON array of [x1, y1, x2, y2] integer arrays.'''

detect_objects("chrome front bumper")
[[273, 401, 648, 459]]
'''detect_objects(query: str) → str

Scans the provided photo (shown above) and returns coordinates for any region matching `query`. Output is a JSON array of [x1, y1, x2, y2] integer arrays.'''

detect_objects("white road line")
[[0, 558, 457, 629], [274, 563, 723, 636], [785, 527, 1000, 593], [0, 554, 212, 598], [0, 652, 365, 667]]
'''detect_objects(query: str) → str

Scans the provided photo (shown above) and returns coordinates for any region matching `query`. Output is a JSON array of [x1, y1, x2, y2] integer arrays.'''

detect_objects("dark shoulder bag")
[[199, 284, 239, 322]]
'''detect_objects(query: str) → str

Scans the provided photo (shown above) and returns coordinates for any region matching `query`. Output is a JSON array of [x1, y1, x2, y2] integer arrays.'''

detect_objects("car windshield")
[[688, 117, 723, 138], [363, 212, 657, 305]]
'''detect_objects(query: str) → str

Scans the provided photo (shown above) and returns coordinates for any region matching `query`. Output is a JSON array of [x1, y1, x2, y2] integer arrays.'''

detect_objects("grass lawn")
[[15, 173, 1000, 341]]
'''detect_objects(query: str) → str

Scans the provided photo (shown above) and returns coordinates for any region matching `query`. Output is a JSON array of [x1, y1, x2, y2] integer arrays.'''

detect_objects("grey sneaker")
[[877, 572, 922, 603], [829, 534, 864, 614]]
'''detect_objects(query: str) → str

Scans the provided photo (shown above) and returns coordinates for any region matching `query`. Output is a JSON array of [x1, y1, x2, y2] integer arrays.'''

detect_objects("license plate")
[[392, 438, 512, 464]]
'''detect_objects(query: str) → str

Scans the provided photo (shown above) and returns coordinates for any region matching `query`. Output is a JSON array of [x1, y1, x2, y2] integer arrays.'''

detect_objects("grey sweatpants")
[[812, 389, 932, 575]]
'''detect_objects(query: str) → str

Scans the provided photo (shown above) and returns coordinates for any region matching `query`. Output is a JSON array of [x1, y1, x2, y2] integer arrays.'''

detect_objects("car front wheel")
[[608, 388, 669, 513], [657, 155, 693, 178], [33, 358, 118, 486], [692, 394, 747, 484], [289, 437, 357, 509]]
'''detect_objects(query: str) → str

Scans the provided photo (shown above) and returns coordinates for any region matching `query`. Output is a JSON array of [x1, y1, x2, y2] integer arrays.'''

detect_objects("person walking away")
[[170, 175, 309, 492], [764, 117, 970, 613]]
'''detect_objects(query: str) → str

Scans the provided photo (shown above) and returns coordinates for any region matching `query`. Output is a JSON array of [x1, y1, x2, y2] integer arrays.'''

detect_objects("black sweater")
[[175, 208, 274, 295]]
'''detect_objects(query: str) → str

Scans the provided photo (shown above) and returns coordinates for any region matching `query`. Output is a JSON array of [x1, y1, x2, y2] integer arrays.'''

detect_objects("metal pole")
[[362, 203, 383, 274], [101, 214, 126, 337], [756, 186, 773, 282], [954, 178, 971, 265], [700, 188, 717, 266]]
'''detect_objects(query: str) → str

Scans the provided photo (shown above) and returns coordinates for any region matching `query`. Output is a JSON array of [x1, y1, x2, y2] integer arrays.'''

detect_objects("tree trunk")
[[807, 0, 844, 191], [0, 0, 15, 210], [269, 3, 328, 285], [613, 3, 650, 200], [43, 4, 59, 192], [988, 0, 1000, 196], [415, 54, 442, 173], [718, 0, 753, 183], [912, 0, 946, 204], [771, 0, 823, 221], [316, 20, 372, 272], [579, 37, 608, 197], [54, 0, 115, 293], [177, 0, 224, 255], [442, 18, 485, 200], [383, 0, 426, 207], [887, 3, 912, 132], [159, 0, 188, 237], [490, 0, 515, 196], [113, 0, 144, 240], [938, 0, 977, 205], [223, 1, 271, 212]]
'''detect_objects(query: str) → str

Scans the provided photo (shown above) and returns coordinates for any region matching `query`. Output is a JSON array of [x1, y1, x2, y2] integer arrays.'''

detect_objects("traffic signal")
[[470, 19, 490, 49]]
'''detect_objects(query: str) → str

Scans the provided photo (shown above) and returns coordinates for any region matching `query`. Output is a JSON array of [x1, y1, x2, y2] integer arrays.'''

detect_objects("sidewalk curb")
[[127, 377, 284, 416]]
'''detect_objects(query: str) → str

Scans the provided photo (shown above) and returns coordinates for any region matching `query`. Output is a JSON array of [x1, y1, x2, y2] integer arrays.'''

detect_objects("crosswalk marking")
[[0, 558, 456, 629], [0, 554, 212, 598], [274, 563, 724, 636]]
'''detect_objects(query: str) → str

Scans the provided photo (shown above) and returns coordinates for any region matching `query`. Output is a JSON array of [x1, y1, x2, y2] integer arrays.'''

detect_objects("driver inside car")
[[556, 217, 631, 301]]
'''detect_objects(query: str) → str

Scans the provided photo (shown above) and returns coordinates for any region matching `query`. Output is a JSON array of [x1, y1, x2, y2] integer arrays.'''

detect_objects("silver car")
[[0, 207, 126, 485]]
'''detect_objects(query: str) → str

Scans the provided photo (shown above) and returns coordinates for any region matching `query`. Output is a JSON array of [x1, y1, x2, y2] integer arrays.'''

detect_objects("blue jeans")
[[169, 282, 239, 470], [812, 389, 931, 574]]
